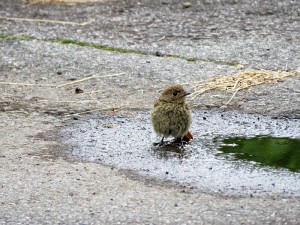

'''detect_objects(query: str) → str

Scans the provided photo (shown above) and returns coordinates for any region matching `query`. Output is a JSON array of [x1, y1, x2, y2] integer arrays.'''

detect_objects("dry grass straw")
[[0, 72, 126, 88], [56, 72, 126, 88], [0, 16, 94, 26], [0, 72, 127, 115], [25, 0, 111, 3], [61, 106, 123, 121], [0, 81, 57, 87], [189, 70, 299, 104]]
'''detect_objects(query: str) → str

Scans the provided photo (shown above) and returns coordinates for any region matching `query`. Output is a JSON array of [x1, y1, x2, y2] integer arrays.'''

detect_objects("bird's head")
[[159, 84, 190, 103]]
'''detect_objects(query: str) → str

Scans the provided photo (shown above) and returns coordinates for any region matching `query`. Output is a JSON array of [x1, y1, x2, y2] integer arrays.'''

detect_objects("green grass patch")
[[49, 39, 146, 55], [0, 34, 35, 41], [0, 33, 244, 67], [186, 57, 198, 62]]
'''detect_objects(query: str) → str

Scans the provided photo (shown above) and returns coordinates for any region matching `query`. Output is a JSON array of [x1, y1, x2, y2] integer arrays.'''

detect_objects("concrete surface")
[[0, 0, 300, 224]]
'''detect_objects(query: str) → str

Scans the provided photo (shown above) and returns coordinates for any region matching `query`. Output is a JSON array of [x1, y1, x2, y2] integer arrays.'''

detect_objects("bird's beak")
[[183, 92, 191, 96]]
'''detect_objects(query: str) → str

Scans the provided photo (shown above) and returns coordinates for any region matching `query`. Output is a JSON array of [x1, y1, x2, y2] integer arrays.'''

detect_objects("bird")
[[150, 84, 192, 145]]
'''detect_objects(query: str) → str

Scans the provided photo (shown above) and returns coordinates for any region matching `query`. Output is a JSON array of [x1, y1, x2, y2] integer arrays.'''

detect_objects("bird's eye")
[[172, 92, 177, 96]]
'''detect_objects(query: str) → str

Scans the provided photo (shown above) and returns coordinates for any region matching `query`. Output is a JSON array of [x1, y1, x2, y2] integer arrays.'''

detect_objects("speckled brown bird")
[[151, 84, 192, 145]]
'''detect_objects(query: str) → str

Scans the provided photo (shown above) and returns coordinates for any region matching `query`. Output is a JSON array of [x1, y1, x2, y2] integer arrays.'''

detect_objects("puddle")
[[218, 137, 300, 172], [61, 110, 300, 196]]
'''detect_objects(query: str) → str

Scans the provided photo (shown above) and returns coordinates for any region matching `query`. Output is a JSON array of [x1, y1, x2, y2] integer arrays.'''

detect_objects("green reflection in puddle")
[[219, 137, 300, 172]]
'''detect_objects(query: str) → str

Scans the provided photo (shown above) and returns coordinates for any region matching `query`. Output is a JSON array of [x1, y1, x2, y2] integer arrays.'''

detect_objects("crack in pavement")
[[0, 33, 245, 68]]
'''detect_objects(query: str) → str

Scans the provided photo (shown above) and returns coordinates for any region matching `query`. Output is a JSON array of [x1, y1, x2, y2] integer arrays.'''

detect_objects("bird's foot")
[[173, 131, 193, 145], [153, 137, 165, 146], [153, 142, 163, 146]]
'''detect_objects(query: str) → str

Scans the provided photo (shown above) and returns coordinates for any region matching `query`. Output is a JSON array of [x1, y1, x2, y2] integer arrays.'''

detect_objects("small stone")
[[75, 87, 84, 94], [236, 64, 245, 69], [183, 2, 192, 8], [68, 78, 77, 81], [155, 51, 164, 57]]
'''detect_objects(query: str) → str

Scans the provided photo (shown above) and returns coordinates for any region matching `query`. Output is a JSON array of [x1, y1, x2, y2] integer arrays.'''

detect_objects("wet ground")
[[62, 110, 300, 196]]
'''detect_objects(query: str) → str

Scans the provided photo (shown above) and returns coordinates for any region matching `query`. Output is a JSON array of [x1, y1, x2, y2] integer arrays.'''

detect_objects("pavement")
[[0, 0, 300, 224]]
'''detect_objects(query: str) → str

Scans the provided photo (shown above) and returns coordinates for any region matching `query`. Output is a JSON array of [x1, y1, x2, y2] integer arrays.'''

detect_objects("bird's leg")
[[159, 137, 164, 146], [180, 137, 184, 147], [174, 136, 185, 145]]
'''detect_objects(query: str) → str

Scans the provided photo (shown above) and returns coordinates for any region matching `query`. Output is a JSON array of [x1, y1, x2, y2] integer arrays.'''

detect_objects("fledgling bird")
[[150, 84, 192, 145]]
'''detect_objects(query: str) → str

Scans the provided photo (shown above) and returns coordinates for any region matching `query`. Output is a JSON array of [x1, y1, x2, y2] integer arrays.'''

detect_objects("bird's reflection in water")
[[150, 140, 192, 159]]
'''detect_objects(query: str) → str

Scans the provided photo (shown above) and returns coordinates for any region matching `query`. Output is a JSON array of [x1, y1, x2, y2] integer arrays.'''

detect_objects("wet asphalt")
[[62, 110, 300, 197]]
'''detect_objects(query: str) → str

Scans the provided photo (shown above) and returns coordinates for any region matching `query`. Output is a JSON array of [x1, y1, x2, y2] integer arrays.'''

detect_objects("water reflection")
[[150, 141, 191, 159], [218, 136, 300, 172]]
